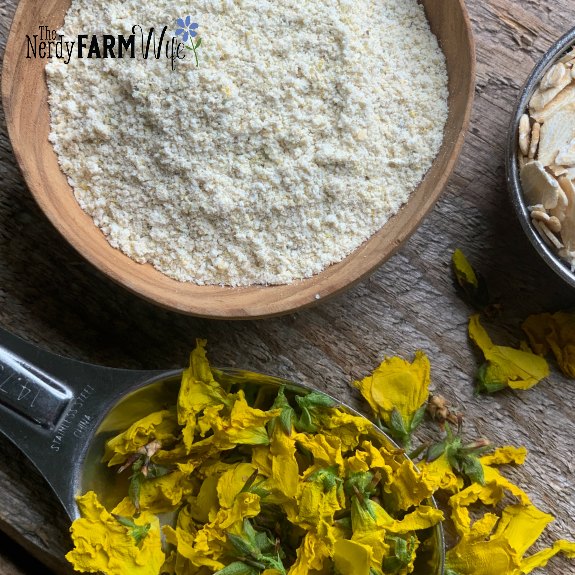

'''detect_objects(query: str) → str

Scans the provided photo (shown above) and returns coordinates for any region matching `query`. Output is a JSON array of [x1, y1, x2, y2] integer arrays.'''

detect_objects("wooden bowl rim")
[[2, 0, 475, 319]]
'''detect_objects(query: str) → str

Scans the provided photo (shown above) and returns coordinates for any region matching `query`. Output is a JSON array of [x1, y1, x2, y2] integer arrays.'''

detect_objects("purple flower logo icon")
[[175, 16, 201, 67], [175, 16, 198, 42]]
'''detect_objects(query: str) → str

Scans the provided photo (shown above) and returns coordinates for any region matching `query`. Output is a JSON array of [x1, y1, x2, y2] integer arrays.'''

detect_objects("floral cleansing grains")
[[46, 0, 448, 286]]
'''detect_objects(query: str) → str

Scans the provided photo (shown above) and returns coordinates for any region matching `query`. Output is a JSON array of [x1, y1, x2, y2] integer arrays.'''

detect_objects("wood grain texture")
[[0, 0, 574, 573], [0, 531, 56, 575], [1, 0, 474, 319]]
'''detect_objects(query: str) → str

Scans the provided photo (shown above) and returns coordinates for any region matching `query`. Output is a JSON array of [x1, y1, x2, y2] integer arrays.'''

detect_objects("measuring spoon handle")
[[0, 326, 158, 517]]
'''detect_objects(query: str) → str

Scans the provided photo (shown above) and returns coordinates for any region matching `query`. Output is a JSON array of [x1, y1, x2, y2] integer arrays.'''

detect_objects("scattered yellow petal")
[[446, 504, 575, 575], [418, 452, 464, 494], [521, 539, 575, 573], [453, 248, 479, 288], [523, 311, 575, 378], [480, 445, 527, 467], [469, 314, 549, 392]]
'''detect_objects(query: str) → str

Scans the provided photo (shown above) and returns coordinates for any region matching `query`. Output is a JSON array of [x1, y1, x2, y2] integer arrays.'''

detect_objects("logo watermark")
[[25, 17, 202, 71]]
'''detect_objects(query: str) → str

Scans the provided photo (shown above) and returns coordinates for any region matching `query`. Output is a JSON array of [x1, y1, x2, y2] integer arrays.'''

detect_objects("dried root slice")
[[519, 114, 531, 156], [520, 160, 560, 208], [531, 85, 575, 124], [547, 216, 562, 233], [537, 110, 575, 166], [533, 219, 564, 249], [549, 185, 569, 222], [528, 204, 545, 211], [531, 210, 550, 222], [555, 138, 575, 165], [530, 69, 572, 113], [540, 62, 568, 91], [548, 164, 568, 177], [559, 48, 575, 64]]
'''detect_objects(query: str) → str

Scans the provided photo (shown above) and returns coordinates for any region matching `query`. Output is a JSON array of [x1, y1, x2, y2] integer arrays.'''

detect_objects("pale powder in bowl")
[[46, 0, 448, 286]]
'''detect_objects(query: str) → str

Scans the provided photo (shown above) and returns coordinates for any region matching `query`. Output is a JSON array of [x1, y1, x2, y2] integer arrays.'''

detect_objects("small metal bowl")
[[506, 27, 575, 287]]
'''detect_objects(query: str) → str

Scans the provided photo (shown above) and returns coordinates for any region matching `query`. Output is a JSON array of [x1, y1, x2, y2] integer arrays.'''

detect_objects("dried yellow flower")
[[104, 410, 178, 467], [523, 311, 575, 378], [66, 491, 164, 575], [68, 341, 450, 575], [446, 503, 575, 574], [178, 339, 231, 451], [452, 249, 490, 309], [468, 314, 549, 392], [353, 351, 430, 446], [453, 248, 479, 288]]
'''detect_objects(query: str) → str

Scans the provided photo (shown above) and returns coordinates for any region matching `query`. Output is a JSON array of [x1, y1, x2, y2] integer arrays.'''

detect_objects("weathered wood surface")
[[0, 530, 56, 575], [0, 0, 575, 573]]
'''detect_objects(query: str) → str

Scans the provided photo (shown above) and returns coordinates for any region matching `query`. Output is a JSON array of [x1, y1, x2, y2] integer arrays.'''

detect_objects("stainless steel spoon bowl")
[[0, 327, 445, 574], [506, 27, 575, 287]]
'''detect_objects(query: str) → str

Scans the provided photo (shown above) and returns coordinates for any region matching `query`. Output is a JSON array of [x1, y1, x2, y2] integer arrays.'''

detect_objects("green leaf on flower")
[[410, 404, 427, 432], [214, 561, 259, 575], [461, 455, 485, 485]]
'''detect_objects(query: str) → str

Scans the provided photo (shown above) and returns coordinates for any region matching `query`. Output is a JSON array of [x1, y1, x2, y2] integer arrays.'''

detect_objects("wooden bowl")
[[2, 0, 475, 319]]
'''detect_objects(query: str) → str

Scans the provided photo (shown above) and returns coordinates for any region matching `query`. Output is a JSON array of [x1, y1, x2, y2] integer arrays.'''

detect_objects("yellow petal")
[[522, 313, 553, 356], [288, 530, 332, 575], [112, 470, 195, 516], [104, 410, 178, 467], [289, 481, 342, 530], [446, 536, 520, 574], [333, 539, 371, 575], [269, 425, 300, 498], [353, 351, 430, 428], [66, 491, 165, 575], [311, 408, 374, 451], [390, 505, 443, 533], [492, 504, 553, 557], [418, 452, 464, 494], [383, 458, 435, 511], [199, 391, 278, 452], [480, 446, 527, 467], [345, 441, 393, 477], [453, 248, 479, 288], [469, 315, 549, 391], [350, 498, 392, 566], [294, 432, 344, 472], [521, 539, 575, 573], [164, 525, 225, 572], [189, 475, 219, 523], [217, 462, 257, 508], [446, 503, 573, 575], [178, 339, 229, 451], [523, 311, 575, 378]]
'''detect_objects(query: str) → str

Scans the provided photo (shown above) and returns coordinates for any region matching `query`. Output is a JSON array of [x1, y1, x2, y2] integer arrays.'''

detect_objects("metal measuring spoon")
[[0, 327, 445, 574]]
